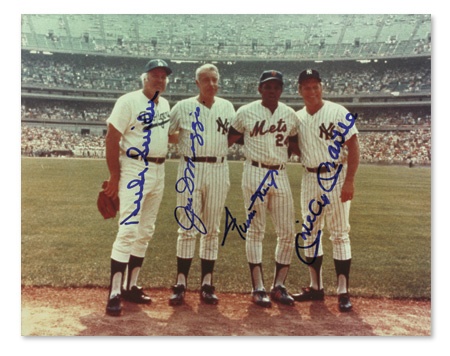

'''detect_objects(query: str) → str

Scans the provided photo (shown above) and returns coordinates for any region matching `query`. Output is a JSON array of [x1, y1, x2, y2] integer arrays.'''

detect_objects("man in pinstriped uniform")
[[292, 69, 360, 312], [228, 70, 298, 308], [168, 64, 236, 306]]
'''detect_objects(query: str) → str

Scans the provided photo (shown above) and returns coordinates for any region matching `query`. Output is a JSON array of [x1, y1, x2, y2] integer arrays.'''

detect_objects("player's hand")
[[340, 180, 354, 203], [104, 177, 119, 201]]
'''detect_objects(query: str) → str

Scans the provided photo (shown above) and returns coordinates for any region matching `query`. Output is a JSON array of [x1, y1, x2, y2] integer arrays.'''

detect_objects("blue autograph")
[[120, 91, 158, 226], [295, 112, 357, 264], [221, 169, 278, 246], [174, 107, 207, 234]]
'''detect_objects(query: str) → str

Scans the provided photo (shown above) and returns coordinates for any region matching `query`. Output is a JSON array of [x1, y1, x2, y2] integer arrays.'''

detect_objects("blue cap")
[[259, 70, 283, 85], [144, 59, 172, 75]]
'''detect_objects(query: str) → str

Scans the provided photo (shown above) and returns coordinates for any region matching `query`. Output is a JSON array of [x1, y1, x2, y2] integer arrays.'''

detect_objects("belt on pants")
[[184, 156, 224, 163], [306, 165, 337, 174], [129, 155, 166, 164], [251, 160, 285, 170]]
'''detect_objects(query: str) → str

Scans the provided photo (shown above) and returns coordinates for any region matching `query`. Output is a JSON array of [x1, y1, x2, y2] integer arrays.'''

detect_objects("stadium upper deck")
[[21, 14, 431, 61]]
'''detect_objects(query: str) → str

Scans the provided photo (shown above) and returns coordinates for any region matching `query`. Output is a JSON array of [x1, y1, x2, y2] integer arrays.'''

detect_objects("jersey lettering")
[[250, 119, 287, 137]]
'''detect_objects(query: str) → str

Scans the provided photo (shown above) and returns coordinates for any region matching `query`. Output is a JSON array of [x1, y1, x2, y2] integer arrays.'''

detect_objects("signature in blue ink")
[[120, 91, 158, 225], [328, 112, 357, 160], [120, 167, 149, 225], [249, 169, 279, 210], [174, 106, 207, 234], [295, 112, 357, 264], [189, 107, 203, 159], [316, 162, 343, 192], [221, 169, 278, 246], [174, 196, 207, 234], [294, 194, 330, 264]]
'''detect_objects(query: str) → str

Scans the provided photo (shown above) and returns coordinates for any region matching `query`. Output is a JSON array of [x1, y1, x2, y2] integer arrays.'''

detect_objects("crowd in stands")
[[21, 102, 111, 122], [21, 100, 431, 130], [21, 125, 105, 158], [21, 124, 431, 165], [358, 129, 431, 165], [21, 53, 431, 96]]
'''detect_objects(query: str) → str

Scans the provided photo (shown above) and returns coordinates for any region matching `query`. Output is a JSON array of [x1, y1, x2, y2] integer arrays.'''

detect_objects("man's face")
[[196, 70, 219, 99], [258, 80, 283, 107], [145, 68, 168, 98], [299, 78, 323, 107]]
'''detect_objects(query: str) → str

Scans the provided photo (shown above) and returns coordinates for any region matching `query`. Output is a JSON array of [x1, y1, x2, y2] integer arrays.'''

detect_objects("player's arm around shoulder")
[[227, 104, 246, 147], [168, 101, 182, 143], [286, 106, 301, 158]]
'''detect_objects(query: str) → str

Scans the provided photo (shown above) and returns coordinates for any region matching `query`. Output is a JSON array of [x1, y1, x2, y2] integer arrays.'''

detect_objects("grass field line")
[[21, 158, 431, 299]]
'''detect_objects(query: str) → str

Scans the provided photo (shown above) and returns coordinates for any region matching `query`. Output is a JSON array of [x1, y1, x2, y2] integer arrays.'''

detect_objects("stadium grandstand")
[[21, 14, 431, 165]]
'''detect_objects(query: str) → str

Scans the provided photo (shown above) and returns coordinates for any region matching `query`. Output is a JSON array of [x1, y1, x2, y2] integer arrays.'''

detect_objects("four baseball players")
[[103, 61, 359, 315]]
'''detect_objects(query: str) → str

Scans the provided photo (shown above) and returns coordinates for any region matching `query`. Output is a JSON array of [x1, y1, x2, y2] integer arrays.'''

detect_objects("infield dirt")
[[21, 286, 430, 336]]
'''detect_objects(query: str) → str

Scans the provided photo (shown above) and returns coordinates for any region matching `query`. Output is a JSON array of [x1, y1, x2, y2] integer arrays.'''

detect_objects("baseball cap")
[[144, 59, 172, 75], [298, 69, 321, 84], [259, 70, 283, 85]]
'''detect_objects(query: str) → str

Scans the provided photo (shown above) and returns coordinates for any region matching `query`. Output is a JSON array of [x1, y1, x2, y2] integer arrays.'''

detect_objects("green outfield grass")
[[21, 158, 431, 299]]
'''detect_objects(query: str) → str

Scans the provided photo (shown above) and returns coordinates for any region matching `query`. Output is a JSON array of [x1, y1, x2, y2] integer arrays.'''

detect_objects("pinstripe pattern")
[[297, 100, 358, 168], [170, 97, 235, 260], [296, 100, 358, 261], [233, 100, 297, 265], [233, 100, 298, 166]]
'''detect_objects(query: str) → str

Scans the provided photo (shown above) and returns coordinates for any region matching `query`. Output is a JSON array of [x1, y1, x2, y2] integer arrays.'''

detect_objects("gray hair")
[[140, 72, 169, 86], [195, 64, 220, 81]]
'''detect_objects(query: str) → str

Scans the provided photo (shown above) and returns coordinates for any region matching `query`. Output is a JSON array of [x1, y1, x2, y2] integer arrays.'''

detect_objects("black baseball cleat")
[[200, 284, 219, 305], [270, 285, 295, 306], [122, 286, 152, 304], [338, 293, 353, 312], [106, 294, 122, 316], [292, 287, 325, 302], [251, 289, 272, 308], [169, 284, 186, 306]]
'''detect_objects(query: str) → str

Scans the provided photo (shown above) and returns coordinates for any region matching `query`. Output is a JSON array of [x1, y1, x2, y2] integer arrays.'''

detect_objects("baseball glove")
[[97, 181, 120, 219]]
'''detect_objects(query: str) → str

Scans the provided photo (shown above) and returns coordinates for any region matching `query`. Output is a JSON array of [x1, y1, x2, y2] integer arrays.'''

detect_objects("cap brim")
[[146, 66, 172, 75], [260, 78, 283, 84]]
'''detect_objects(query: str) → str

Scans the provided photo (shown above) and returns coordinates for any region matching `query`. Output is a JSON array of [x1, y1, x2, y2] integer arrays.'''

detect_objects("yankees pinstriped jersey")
[[296, 100, 358, 261], [107, 89, 171, 157], [169, 96, 235, 157], [232, 100, 298, 166], [169, 96, 236, 261], [296, 100, 359, 168]]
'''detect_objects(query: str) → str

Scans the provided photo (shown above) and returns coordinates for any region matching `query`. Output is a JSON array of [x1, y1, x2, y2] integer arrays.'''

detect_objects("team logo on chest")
[[250, 119, 287, 137], [319, 123, 336, 140], [216, 117, 230, 134]]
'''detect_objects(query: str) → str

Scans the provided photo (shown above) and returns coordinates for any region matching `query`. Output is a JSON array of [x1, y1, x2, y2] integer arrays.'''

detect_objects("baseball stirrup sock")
[[306, 255, 323, 290], [176, 257, 193, 286], [334, 258, 351, 294], [201, 258, 215, 286], [249, 263, 265, 291], [109, 259, 127, 298], [273, 262, 290, 287], [125, 255, 145, 290]]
